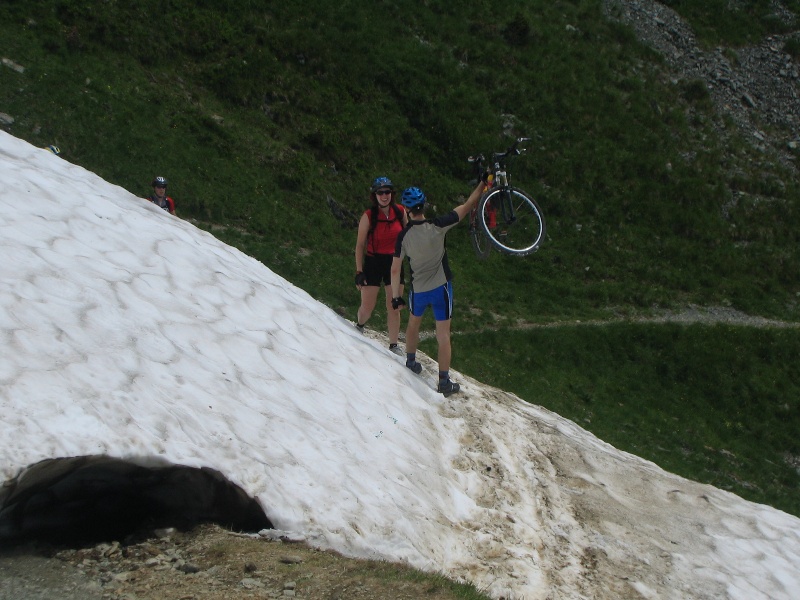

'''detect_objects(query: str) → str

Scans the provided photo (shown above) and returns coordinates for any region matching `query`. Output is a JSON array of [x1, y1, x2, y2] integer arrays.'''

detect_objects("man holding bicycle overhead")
[[390, 181, 484, 397]]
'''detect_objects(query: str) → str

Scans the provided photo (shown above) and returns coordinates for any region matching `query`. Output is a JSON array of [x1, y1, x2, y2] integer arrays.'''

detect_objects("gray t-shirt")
[[394, 211, 460, 293]]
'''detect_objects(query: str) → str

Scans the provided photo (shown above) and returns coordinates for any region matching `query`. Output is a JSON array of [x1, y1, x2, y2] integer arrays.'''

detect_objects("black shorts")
[[363, 254, 404, 287]]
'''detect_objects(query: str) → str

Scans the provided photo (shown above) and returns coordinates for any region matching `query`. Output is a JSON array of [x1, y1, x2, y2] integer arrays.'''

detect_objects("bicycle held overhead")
[[467, 137, 546, 257]]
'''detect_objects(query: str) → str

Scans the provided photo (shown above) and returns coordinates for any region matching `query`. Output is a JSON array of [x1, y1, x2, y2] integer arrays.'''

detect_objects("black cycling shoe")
[[406, 361, 422, 374], [437, 379, 460, 397]]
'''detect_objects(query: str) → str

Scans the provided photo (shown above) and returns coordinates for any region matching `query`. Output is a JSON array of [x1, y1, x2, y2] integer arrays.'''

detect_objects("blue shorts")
[[409, 281, 453, 321]]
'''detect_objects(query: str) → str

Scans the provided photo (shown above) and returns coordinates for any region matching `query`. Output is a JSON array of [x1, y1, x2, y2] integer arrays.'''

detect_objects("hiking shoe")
[[355, 323, 365, 334], [437, 379, 460, 397], [406, 361, 422, 374], [389, 343, 403, 356]]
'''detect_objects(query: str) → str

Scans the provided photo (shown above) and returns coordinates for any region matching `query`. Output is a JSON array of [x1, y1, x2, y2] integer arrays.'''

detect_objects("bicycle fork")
[[493, 169, 516, 225]]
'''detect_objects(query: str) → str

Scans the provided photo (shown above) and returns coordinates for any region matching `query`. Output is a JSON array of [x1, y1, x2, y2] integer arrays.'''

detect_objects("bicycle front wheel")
[[477, 187, 545, 255]]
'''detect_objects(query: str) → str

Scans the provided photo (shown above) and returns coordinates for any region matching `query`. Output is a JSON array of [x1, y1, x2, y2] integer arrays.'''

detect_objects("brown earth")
[[0, 523, 487, 600]]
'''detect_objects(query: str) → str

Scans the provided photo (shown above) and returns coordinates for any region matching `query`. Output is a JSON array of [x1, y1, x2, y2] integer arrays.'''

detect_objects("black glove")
[[391, 296, 406, 310], [355, 272, 367, 287]]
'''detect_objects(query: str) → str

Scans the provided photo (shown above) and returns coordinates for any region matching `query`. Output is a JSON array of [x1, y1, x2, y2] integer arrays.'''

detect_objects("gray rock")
[[1, 58, 24, 73]]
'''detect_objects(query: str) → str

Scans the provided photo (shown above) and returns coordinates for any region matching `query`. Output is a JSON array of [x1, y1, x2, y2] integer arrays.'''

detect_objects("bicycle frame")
[[469, 137, 527, 227]]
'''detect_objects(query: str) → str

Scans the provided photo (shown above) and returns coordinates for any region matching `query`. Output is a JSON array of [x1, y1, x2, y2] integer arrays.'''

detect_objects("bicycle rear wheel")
[[477, 187, 545, 255], [469, 219, 492, 260]]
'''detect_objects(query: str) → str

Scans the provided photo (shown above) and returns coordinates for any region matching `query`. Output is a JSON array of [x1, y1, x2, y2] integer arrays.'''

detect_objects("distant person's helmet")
[[47, 145, 60, 155], [152, 176, 168, 188], [370, 176, 394, 193], [400, 187, 426, 209]]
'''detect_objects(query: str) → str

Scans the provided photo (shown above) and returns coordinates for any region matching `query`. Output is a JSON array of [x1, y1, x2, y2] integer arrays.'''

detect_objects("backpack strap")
[[392, 203, 405, 224]]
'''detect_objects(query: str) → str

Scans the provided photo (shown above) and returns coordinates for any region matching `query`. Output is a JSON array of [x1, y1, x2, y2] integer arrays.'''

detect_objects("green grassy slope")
[[4, 0, 800, 320]]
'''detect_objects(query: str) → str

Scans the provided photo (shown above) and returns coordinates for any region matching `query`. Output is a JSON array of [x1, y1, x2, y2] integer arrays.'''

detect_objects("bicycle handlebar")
[[494, 137, 530, 160], [467, 136, 530, 169]]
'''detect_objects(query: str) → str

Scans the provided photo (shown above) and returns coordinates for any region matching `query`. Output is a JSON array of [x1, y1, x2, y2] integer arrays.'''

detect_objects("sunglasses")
[[376, 189, 393, 196]]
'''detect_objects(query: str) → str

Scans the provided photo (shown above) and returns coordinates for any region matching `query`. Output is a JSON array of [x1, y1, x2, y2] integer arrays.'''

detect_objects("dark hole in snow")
[[0, 456, 272, 546]]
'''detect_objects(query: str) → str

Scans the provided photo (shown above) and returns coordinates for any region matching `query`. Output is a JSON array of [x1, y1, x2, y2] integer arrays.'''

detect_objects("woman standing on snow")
[[354, 176, 407, 354]]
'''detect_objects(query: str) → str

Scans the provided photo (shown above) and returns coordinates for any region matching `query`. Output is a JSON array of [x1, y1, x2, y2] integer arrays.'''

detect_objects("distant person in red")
[[147, 176, 176, 215]]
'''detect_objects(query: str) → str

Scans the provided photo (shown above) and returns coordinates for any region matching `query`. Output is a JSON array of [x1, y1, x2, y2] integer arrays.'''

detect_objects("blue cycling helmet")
[[370, 176, 394, 193], [47, 145, 61, 155], [401, 187, 426, 209]]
